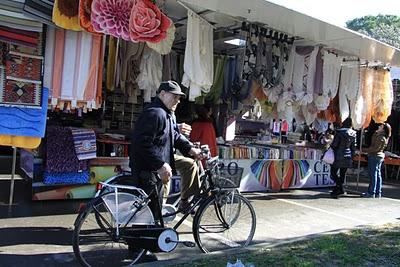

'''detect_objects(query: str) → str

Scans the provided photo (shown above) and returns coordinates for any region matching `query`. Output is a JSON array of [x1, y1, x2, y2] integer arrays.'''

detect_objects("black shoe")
[[178, 199, 195, 215], [361, 192, 375, 198], [138, 251, 158, 263], [330, 191, 339, 199]]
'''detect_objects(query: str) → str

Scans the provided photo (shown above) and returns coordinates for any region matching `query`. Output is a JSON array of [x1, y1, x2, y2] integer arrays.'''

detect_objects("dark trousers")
[[330, 167, 347, 190], [134, 171, 163, 224]]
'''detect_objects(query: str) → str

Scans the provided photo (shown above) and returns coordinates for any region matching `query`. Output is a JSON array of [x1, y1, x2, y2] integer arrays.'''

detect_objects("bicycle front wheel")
[[73, 193, 153, 266], [193, 192, 256, 253]]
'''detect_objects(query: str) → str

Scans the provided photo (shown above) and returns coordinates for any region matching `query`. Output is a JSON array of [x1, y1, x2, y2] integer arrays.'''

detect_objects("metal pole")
[[8, 146, 17, 206], [356, 129, 363, 191]]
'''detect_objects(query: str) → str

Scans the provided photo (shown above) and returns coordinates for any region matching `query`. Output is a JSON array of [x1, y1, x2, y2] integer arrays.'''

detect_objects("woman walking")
[[362, 123, 391, 198], [329, 118, 357, 198]]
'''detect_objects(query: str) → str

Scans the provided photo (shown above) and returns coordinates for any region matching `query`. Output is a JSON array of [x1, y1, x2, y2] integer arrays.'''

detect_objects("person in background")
[[329, 117, 357, 198], [189, 104, 218, 157], [362, 123, 391, 198]]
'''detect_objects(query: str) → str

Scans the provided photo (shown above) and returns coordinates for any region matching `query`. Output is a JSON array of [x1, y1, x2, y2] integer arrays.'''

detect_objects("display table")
[[22, 152, 130, 200], [353, 154, 400, 180]]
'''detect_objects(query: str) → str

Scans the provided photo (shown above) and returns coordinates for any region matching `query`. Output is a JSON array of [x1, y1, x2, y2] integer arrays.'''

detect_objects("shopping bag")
[[322, 148, 335, 165]]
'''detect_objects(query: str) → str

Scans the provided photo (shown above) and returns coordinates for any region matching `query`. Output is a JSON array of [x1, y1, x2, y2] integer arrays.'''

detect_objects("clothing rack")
[[177, 1, 217, 29]]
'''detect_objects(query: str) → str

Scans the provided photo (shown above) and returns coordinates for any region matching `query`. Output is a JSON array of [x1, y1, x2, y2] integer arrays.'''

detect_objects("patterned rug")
[[0, 78, 41, 107], [70, 127, 97, 160], [6, 51, 42, 81]]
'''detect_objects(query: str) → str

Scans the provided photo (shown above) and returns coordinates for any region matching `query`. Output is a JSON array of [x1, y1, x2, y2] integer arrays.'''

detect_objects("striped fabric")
[[22, 0, 55, 26], [45, 26, 104, 109], [0, 0, 43, 32], [70, 127, 97, 160]]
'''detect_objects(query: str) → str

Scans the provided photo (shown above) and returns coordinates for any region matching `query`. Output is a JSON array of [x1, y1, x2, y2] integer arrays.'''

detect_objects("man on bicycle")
[[130, 80, 201, 218]]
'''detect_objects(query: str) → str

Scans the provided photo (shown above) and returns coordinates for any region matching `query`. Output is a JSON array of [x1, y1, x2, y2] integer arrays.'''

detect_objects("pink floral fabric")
[[129, 0, 171, 43], [91, 0, 133, 41]]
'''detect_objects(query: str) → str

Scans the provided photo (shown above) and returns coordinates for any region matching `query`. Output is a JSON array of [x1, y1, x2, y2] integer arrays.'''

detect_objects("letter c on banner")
[[314, 161, 322, 173]]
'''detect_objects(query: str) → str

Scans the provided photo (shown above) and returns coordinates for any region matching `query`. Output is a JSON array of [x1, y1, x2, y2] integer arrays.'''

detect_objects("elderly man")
[[130, 80, 201, 219]]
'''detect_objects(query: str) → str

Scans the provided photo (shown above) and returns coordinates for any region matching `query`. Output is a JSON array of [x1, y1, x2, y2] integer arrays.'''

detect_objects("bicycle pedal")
[[181, 241, 196, 248]]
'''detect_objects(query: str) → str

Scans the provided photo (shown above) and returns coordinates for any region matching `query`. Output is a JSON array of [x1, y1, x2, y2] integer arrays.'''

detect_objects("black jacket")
[[130, 97, 192, 174], [330, 128, 357, 168]]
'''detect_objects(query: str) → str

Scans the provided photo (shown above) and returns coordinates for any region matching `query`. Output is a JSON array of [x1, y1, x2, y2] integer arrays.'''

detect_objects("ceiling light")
[[224, 38, 246, 46]]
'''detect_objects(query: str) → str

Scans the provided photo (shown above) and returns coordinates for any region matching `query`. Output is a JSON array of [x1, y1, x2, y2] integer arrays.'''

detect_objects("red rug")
[[1, 79, 41, 107]]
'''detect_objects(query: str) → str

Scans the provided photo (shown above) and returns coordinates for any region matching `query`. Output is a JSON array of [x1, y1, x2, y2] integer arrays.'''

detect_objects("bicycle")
[[72, 146, 256, 266]]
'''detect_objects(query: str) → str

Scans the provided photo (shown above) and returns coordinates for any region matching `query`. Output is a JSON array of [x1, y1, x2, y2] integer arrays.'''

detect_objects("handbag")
[[322, 148, 335, 165]]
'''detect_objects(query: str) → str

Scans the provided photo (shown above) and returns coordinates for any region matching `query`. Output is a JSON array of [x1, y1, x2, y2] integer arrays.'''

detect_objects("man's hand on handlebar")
[[157, 163, 172, 184], [188, 147, 203, 160]]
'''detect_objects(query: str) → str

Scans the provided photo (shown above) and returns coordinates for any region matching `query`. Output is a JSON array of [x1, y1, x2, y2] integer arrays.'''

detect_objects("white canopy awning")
[[181, 0, 400, 66]]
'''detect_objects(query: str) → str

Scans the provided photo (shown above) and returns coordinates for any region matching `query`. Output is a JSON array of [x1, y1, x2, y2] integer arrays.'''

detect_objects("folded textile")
[[70, 127, 97, 160], [45, 126, 88, 173], [43, 171, 90, 185], [23, 0, 55, 26]]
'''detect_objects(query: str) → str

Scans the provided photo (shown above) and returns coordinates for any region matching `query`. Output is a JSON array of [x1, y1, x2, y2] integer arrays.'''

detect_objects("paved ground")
[[0, 174, 399, 267]]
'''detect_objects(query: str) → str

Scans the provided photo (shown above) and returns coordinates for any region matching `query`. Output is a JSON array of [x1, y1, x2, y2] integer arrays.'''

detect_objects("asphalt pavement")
[[0, 174, 399, 267]]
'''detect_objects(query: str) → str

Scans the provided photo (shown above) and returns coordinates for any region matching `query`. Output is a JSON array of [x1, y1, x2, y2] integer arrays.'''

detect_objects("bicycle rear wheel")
[[193, 192, 256, 253], [73, 193, 154, 266]]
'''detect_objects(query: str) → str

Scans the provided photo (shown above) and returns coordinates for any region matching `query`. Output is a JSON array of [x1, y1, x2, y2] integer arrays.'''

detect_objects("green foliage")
[[346, 15, 400, 48]]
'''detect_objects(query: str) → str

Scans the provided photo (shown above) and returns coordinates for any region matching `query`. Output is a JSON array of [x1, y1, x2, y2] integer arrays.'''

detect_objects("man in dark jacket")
[[329, 117, 357, 198], [130, 81, 201, 219]]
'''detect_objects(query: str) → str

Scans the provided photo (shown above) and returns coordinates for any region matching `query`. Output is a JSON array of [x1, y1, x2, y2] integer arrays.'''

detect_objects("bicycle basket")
[[212, 166, 243, 188]]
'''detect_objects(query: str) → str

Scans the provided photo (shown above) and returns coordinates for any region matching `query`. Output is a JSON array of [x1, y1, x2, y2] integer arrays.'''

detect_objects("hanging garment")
[[43, 26, 55, 92], [52, 0, 82, 31], [203, 56, 227, 104], [322, 51, 342, 98], [371, 69, 393, 123], [119, 40, 144, 104], [271, 40, 289, 87], [266, 44, 295, 104], [182, 9, 213, 101], [339, 65, 360, 122], [360, 68, 374, 128], [46, 27, 103, 109], [256, 34, 273, 88], [221, 57, 237, 101], [291, 46, 318, 105], [106, 36, 118, 91], [242, 25, 258, 81], [136, 45, 162, 103], [313, 47, 325, 103]]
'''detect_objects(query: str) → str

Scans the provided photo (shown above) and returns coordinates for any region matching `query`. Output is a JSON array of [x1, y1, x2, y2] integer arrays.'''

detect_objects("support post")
[[356, 129, 363, 191], [8, 146, 17, 206]]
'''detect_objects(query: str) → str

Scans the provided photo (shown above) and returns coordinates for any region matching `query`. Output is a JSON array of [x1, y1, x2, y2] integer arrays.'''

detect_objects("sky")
[[267, 0, 400, 27]]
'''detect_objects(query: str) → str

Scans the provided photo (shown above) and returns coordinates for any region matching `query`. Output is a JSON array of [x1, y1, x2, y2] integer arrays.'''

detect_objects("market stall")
[[1, 0, 399, 200]]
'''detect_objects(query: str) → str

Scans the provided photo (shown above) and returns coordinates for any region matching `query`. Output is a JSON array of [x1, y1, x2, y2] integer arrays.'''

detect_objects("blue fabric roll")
[[43, 171, 90, 185]]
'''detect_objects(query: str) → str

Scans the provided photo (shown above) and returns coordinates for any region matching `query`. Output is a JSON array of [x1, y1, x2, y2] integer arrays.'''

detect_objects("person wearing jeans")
[[362, 123, 391, 198], [366, 155, 384, 198]]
